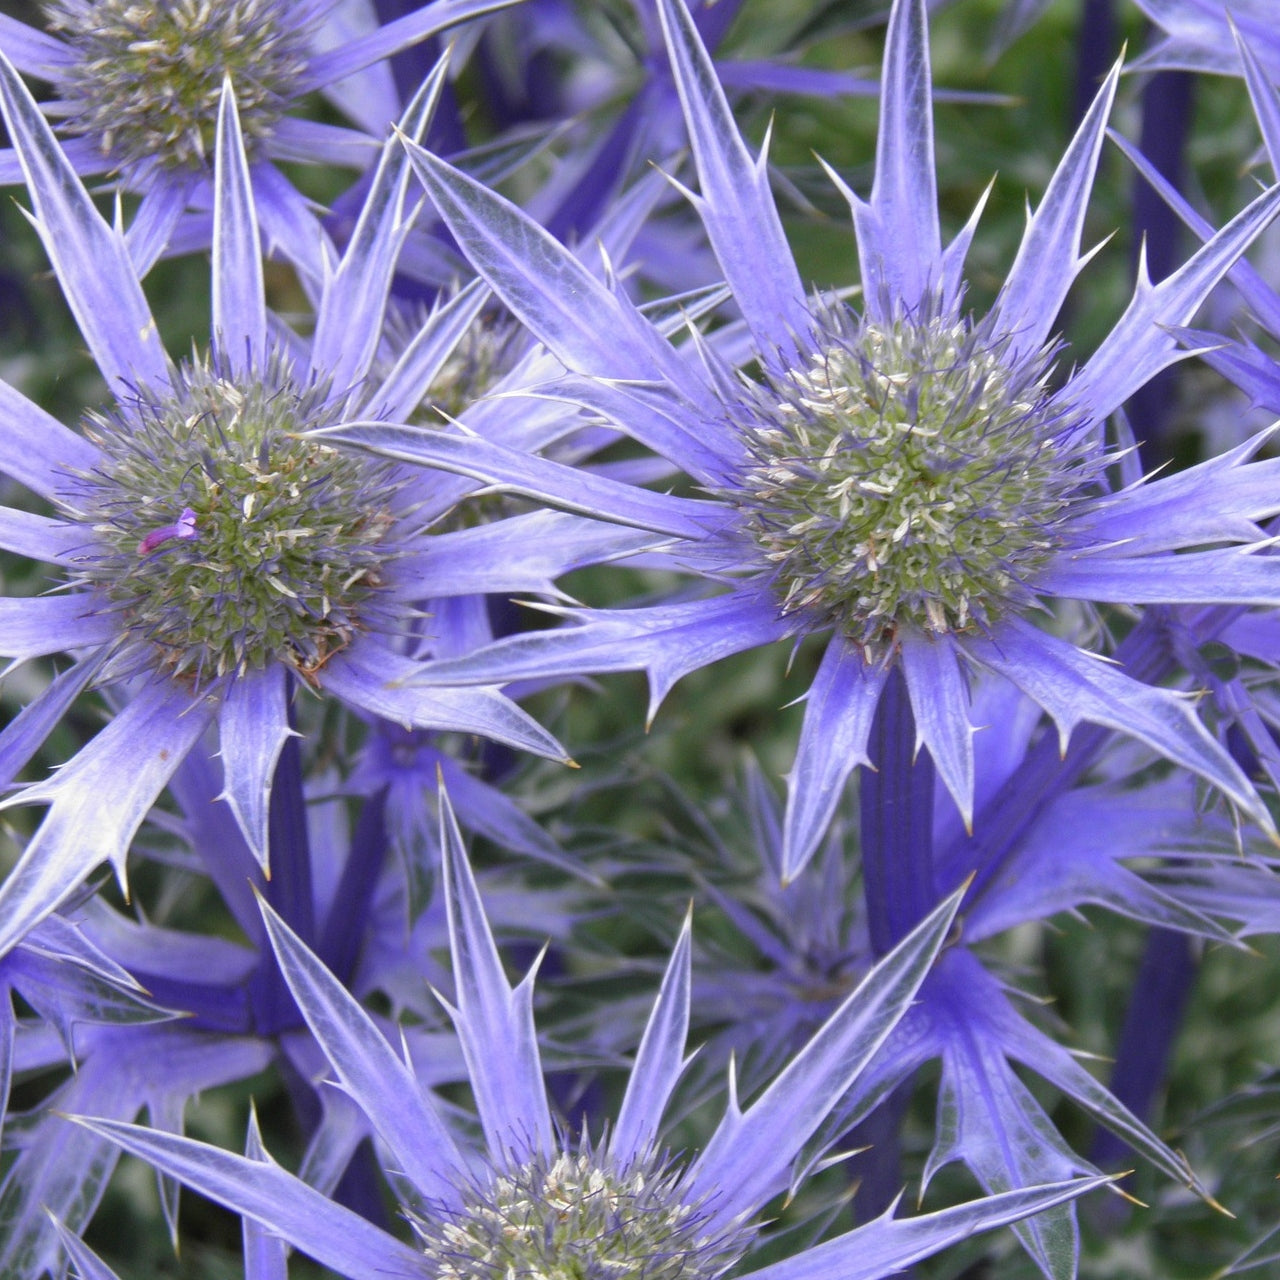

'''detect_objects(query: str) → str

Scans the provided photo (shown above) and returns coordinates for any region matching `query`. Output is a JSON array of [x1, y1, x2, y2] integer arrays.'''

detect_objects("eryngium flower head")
[[0, 61, 571, 960], [43, 0, 309, 174], [68, 349, 400, 685], [0, 0, 517, 275], [69, 792, 1107, 1280], [415, 1147, 749, 1280], [361, 0, 1280, 882], [729, 296, 1091, 651]]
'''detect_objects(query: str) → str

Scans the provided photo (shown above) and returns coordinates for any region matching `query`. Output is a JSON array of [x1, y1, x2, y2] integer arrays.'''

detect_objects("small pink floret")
[[138, 507, 199, 555]]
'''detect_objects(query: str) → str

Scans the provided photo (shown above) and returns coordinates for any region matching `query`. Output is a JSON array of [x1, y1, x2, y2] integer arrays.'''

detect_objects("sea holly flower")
[[0, 726, 555, 1272], [0, 55, 660, 958], [0, 0, 521, 275], [589, 688, 1277, 1275], [334, 0, 1280, 881], [68, 792, 1108, 1280]]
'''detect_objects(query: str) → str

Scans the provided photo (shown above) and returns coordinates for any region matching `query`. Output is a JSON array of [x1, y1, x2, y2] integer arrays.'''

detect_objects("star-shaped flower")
[[326, 0, 1280, 881], [71, 791, 1107, 1280]]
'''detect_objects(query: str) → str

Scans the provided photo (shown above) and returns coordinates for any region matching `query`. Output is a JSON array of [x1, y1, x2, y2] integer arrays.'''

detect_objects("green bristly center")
[[735, 306, 1081, 654], [45, 0, 309, 173], [72, 355, 398, 685], [417, 1151, 748, 1280]]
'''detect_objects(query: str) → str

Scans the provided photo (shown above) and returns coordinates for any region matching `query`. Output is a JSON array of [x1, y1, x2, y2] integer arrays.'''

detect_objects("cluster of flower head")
[[2, 0, 1280, 1279]]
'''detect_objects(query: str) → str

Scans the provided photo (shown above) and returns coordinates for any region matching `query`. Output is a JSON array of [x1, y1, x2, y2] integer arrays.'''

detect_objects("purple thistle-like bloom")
[[0, 54, 626, 958], [69, 790, 1108, 1280], [334, 0, 1280, 881], [593, 677, 1280, 1276], [0, 0, 520, 275], [1, 718, 578, 1271], [728, 685, 1280, 1246]]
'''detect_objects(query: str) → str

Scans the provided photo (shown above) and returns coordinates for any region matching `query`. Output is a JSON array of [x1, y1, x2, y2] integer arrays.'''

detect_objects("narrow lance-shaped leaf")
[[310, 53, 450, 392], [0, 50, 168, 393], [961, 617, 1275, 836], [902, 632, 975, 835], [611, 910, 693, 1166], [243, 1110, 290, 1280], [397, 137, 732, 479], [219, 666, 293, 872], [991, 55, 1122, 363], [0, 684, 214, 959], [1070, 179, 1280, 422], [739, 1176, 1110, 1280], [65, 1116, 427, 1280], [782, 637, 888, 883], [852, 0, 941, 320], [654, 0, 809, 364], [315, 421, 718, 540], [49, 1216, 124, 1280]]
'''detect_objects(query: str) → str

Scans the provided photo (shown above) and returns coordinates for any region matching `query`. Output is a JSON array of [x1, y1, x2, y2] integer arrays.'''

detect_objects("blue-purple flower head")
[[357, 0, 1280, 880], [65, 345, 404, 687], [3, 0, 516, 184], [0, 56, 576, 959], [409, 1144, 752, 1280], [725, 291, 1096, 654], [69, 790, 1107, 1280], [42, 0, 311, 177]]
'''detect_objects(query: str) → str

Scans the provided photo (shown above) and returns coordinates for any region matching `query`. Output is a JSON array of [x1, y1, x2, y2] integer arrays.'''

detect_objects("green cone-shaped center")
[[733, 302, 1086, 654], [416, 1151, 749, 1280], [71, 354, 399, 685], [45, 0, 309, 173]]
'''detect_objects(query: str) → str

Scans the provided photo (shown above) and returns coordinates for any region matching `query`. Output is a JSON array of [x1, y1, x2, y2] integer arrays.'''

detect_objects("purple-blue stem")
[[318, 787, 391, 984], [1127, 68, 1197, 472], [861, 665, 937, 957]]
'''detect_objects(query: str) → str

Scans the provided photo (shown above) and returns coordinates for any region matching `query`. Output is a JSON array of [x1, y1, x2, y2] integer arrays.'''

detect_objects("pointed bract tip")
[[1106, 1175, 1146, 1209], [1204, 1189, 1237, 1219]]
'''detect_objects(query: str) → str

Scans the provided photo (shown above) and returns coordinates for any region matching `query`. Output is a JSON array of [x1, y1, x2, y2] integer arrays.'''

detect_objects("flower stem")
[[861, 665, 937, 957], [319, 788, 390, 985]]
